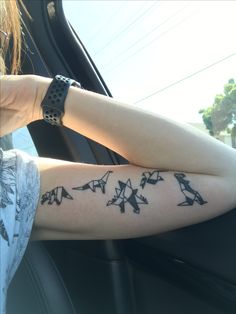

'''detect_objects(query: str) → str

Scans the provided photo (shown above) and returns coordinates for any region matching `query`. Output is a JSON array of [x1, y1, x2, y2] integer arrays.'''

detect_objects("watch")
[[40, 74, 81, 126]]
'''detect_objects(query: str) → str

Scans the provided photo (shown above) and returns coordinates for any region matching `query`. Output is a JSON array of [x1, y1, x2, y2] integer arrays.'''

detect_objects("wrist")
[[33, 75, 53, 121], [39, 75, 81, 126]]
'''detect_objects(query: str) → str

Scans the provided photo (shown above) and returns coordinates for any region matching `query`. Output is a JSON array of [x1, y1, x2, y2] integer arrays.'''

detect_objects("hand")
[[0, 74, 42, 137]]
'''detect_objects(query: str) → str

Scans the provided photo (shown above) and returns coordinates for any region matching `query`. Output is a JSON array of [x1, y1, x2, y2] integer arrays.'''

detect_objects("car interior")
[[4, 0, 236, 313]]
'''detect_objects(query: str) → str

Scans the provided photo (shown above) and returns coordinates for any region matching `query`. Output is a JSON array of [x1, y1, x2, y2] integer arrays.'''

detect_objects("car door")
[[18, 1, 236, 313]]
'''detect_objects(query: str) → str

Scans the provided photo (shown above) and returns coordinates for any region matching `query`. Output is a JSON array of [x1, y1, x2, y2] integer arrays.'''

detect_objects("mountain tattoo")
[[73, 171, 113, 194], [41, 186, 73, 206], [140, 170, 164, 189], [107, 179, 148, 214], [174, 173, 207, 206]]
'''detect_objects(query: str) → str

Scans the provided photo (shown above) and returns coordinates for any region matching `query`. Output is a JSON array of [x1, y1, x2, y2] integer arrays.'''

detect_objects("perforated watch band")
[[41, 75, 81, 126]]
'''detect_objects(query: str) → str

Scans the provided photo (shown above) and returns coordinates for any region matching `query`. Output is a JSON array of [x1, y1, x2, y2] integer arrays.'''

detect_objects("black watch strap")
[[41, 75, 81, 126]]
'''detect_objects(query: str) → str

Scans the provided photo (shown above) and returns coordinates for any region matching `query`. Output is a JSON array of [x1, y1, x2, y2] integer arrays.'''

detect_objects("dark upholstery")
[[7, 242, 76, 314]]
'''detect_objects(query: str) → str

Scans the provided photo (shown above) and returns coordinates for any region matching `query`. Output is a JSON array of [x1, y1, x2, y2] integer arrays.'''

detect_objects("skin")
[[1, 74, 236, 240]]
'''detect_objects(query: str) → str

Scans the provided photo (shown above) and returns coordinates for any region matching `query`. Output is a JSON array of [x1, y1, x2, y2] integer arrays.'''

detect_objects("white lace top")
[[0, 149, 40, 313]]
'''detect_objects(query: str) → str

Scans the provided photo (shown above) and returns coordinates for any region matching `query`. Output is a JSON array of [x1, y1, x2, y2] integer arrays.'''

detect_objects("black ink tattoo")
[[174, 173, 207, 206], [41, 186, 73, 205], [73, 171, 113, 194], [107, 179, 148, 214], [0, 219, 10, 246], [140, 170, 164, 189]]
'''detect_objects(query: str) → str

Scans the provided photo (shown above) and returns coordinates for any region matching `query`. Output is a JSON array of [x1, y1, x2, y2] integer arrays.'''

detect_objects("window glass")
[[13, 127, 38, 156], [0, 128, 37, 156], [63, 1, 236, 148]]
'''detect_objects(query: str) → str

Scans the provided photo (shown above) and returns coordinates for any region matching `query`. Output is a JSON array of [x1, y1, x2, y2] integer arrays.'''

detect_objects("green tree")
[[199, 79, 236, 148]]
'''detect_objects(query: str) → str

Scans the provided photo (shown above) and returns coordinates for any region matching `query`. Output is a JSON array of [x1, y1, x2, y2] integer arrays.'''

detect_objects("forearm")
[[37, 76, 236, 176], [32, 159, 236, 240]]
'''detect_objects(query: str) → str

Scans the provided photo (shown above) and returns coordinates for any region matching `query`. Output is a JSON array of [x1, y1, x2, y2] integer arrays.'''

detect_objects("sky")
[[62, 1, 236, 124]]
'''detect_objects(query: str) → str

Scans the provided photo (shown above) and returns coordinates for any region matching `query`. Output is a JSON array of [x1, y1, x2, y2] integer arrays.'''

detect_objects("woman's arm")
[[36, 75, 236, 176], [31, 157, 236, 240], [1, 74, 236, 176], [1, 75, 236, 240]]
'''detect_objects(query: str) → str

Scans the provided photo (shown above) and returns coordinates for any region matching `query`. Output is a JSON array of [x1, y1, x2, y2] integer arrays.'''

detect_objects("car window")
[[13, 127, 38, 156], [62, 0, 236, 148]]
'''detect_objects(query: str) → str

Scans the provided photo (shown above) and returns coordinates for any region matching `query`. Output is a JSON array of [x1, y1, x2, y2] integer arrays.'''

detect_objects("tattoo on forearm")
[[174, 173, 207, 206], [140, 170, 164, 189], [72, 171, 113, 194], [41, 186, 73, 205], [107, 179, 148, 214], [41, 170, 207, 213]]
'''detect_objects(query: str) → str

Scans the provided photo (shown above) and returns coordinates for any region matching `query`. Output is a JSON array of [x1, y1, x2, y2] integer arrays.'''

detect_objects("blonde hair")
[[0, 0, 30, 74]]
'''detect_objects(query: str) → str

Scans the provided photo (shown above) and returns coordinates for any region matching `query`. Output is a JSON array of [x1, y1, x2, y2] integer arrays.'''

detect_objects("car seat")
[[7, 241, 76, 314]]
